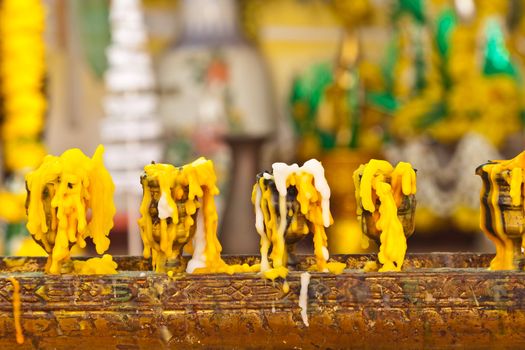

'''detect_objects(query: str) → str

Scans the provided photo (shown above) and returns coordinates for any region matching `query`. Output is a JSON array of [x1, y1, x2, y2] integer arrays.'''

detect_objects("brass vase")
[[24, 182, 72, 272], [476, 165, 524, 270], [140, 175, 198, 272], [361, 192, 417, 246], [257, 173, 309, 266]]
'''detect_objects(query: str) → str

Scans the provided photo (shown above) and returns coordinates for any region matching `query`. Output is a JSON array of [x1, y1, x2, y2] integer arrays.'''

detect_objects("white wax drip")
[[301, 159, 331, 227], [299, 272, 311, 327], [186, 205, 206, 273], [157, 192, 173, 220], [272, 163, 300, 249], [255, 160, 333, 271], [271, 159, 332, 228], [254, 184, 270, 272], [321, 246, 330, 261]]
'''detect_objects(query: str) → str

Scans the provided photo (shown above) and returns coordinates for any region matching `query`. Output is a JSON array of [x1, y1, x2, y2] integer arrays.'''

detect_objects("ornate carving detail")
[[1, 254, 525, 348]]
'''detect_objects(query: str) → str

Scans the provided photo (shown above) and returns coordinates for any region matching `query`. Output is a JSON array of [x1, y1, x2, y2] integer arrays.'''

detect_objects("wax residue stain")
[[477, 151, 525, 270], [299, 272, 311, 327], [354, 160, 417, 272], [363, 261, 379, 272], [139, 158, 260, 274], [73, 254, 118, 275], [25, 145, 116, 274], [252, 159, 345, 282], [8, 277, 24, 344]]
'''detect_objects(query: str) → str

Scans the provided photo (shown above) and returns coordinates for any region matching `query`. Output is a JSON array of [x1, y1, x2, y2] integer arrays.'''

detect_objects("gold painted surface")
[[1, 254, 525, 349]]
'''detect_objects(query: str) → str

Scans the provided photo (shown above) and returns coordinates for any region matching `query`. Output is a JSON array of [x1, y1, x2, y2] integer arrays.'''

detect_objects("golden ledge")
[[1, 253, 524, 349]]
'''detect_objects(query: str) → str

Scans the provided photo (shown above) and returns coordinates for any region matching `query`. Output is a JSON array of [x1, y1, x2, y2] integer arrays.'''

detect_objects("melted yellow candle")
[[252, 160, 345, 282], [354, 160, 417, 272], [477, 151, 525, 270], [139, 158, 259, 274], [25, 145, 116, 274]]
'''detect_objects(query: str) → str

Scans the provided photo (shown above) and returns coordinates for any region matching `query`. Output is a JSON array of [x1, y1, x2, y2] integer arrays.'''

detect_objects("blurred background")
[[0, 0, 523, 257]]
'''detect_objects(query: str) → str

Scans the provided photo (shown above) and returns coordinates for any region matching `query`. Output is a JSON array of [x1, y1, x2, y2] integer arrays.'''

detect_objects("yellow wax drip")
[[354, 160, 417, 272], [478, 151, 525, 270], [138, 163, 180, 271], [73, 254, 118, 275], [295, 172, 339, 273], [8, 277, 24, 344], [25, 145, 116, 274], [139, 158, 259, 274], [252, 161, 345, 283], [253, 177, 289, 281]]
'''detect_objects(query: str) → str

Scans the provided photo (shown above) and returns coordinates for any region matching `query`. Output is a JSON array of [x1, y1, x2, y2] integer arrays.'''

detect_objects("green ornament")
[[318, 131, 336, 150], [435, 10, 456, 59], [347, 70, 361, 149], [395, 0, 426, 24], [367, 92, 399, 113], [414, 29, 426, 92], [382, 30, 400, 95], [289, 63, 334, 138], [483, 19, 517, 77]]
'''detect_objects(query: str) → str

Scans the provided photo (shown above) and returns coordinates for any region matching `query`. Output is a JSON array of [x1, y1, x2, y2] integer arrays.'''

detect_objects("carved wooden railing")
[[2, 254, 525, 349]]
